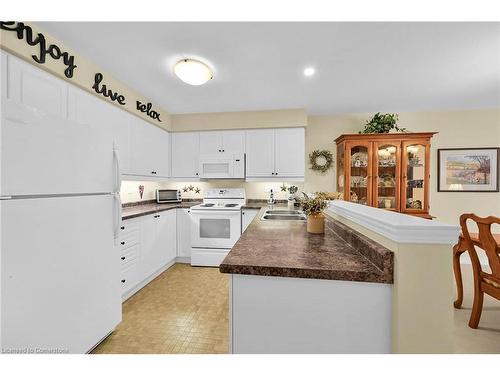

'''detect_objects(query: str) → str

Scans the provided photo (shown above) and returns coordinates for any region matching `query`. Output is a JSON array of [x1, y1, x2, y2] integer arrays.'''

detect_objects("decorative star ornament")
[[280, 183, 287, 192]]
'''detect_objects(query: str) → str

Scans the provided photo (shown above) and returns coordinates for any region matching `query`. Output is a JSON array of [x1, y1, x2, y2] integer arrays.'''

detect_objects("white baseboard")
[[122, 260, 176, 302], [175, 256, 191, 264]]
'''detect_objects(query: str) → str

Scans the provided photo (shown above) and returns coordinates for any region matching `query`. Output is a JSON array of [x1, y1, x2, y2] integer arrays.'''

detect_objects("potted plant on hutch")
[[301, 193, 328, 234]]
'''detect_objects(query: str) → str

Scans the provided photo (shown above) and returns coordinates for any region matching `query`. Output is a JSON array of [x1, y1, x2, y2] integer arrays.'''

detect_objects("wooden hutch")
[[335, 132, 436, 218]]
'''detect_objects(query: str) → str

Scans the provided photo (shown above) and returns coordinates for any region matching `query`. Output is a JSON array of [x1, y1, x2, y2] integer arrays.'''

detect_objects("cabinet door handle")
[[121, 279, 126, 283], [151, 171, 157, 175], [120, 226, 125, 230], [121, 256, 126, 260], [195, 172, 199, 176], [120, 241, 125, 245]]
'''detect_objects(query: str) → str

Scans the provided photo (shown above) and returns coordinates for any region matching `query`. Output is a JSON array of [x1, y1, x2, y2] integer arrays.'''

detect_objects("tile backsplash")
[[120, 181, 170, 203], [120, 179, 305, 203]]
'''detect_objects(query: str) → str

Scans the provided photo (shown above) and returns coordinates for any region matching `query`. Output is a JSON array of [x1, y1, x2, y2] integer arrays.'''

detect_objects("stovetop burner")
[[225, 203, 239, 207], [200, 203, 215, 207]]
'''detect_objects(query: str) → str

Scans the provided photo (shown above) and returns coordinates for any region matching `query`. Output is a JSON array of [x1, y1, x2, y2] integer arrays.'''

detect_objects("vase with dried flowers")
[[301, 193, 328, 234]]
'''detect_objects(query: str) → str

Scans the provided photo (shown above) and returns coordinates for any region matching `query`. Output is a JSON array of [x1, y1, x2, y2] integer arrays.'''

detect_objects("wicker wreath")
[[309, 150, 333, 173]]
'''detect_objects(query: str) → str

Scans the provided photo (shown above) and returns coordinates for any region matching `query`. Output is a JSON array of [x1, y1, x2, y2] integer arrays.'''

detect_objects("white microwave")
[[198, 153, 245, 179]]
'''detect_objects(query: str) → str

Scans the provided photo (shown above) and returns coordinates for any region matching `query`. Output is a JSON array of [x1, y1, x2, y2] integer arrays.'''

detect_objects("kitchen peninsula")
[[220, 201, 460, 354]]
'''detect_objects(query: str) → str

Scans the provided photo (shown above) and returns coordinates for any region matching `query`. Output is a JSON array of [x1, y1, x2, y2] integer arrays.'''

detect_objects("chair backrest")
[[460, 213, 500, 280]]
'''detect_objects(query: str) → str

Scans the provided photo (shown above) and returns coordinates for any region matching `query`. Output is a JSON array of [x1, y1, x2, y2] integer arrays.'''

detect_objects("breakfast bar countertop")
[[219, 205, 394, 284]]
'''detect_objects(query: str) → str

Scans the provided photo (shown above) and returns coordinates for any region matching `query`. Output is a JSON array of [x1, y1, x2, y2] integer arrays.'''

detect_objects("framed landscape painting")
[[438, 148, 499, 192]]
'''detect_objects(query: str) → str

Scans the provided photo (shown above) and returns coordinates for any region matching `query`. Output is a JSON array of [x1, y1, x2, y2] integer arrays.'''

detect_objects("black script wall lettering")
[[136, 101, 162, 122], [0, 21, 77, 78], [92, 73, 126, 105]]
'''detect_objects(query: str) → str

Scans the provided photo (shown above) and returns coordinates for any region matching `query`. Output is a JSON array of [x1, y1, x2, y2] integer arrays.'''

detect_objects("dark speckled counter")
[[219, 205, 393, 284], [122, 200, 200, 220]]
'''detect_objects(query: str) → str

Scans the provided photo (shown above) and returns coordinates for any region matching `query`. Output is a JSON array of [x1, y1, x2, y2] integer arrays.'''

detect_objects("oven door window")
[[199, 218, 231, 239]]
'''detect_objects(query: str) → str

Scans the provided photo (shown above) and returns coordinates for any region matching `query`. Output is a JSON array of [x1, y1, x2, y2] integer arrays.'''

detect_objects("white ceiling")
[[38, 22, 500, 115]]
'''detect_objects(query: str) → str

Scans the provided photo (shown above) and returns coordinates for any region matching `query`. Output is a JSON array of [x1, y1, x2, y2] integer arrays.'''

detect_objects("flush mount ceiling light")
[[303, 67, 315, 77], [174, 58, 213, 86]]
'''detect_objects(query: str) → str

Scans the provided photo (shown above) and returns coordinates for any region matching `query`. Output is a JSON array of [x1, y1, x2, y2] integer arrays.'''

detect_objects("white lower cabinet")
[[242, 208, 260, 232], [176, 208, 192, 261], [140, 210, 177, 282], [117, 210, 177, 300]]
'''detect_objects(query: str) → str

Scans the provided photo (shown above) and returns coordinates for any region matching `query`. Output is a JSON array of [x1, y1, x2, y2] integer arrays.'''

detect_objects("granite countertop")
[[219, 206, 394, 284], [122, 200, 200, 220], [242, 199, 297, 209]]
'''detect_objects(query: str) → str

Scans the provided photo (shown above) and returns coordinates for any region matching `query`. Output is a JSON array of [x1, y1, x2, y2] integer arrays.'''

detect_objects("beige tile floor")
[[91, 262, 500, 354], [92, 263, 229, 354]]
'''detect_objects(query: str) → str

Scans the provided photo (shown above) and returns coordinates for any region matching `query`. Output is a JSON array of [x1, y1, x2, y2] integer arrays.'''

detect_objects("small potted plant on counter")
[[301, 193, 328, 234]]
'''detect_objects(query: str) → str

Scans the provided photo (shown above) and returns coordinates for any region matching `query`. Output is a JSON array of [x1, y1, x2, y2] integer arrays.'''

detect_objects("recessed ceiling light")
[[174, 58, 213, 86], [303, 67, 315, 77]]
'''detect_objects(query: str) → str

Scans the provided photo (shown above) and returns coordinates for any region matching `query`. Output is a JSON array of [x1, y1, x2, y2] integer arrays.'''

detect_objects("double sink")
[[261, 209, 306, 221]]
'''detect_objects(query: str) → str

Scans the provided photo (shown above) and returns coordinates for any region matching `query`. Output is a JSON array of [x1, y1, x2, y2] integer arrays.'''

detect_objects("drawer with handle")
[[120, 244, 139, 268], [120, 263, 138, 292], [118, 219, 140, 236], [115, 228, 140, 248]]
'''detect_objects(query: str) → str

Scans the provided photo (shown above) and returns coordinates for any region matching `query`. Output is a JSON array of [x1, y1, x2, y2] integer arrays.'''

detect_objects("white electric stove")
[[190, 188, 246, 267]]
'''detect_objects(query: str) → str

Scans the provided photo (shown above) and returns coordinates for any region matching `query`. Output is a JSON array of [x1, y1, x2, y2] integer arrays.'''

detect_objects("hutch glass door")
[[373, 142, 400, 211], [402, 141, 429, 214], [347, 142, 372, 206]]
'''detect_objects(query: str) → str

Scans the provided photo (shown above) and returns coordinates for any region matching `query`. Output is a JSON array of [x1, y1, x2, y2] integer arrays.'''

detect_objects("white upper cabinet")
[[153, 126, 172, 177], [199, 130, 245, 154], [171, 132, 200, 178], [129, 116, 170, 178], [245, 129, 276, 178], [5, 52, 68, 118], [274, 127, 305, 177], [245, 128, 305, 180], [221, 130, 245, 154], [199, 131, 221, 154]]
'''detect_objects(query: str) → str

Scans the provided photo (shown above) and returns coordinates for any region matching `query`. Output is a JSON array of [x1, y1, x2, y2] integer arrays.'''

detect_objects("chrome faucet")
[[267, 188, 275, 205]]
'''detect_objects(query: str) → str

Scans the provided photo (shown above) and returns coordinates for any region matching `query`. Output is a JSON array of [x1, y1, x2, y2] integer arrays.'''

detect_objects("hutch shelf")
[[335, 132, 437, 219]]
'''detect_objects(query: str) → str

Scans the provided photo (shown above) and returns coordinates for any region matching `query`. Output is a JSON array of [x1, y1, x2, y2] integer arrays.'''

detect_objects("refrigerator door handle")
[[113, 193, 122, 239], [113, 148, 121, 194]]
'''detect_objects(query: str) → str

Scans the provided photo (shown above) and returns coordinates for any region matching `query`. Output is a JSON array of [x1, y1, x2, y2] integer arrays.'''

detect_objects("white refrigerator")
[[0, 97, 123, 353]]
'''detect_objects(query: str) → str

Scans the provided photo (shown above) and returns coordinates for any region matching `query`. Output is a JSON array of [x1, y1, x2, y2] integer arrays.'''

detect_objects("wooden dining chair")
[[459, 213, 500, 328]]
